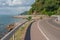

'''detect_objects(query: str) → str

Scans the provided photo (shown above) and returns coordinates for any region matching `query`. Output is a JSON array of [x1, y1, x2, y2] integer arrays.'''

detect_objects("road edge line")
[[37, 20, 50, 40]]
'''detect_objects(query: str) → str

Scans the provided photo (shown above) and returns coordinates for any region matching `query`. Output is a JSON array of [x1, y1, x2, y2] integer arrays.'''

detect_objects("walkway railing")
[[0, 21, 27, 40]]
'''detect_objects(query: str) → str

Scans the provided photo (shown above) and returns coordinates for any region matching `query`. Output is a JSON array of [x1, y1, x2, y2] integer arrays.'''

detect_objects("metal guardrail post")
[[13, 34, 15, 40]]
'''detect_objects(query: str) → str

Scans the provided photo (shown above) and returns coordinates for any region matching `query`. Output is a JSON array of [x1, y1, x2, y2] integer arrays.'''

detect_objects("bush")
[[47, 12, 53, 17], [26, 16, 32, 21]]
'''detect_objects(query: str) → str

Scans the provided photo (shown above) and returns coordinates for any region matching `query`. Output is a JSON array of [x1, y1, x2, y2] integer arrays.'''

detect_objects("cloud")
[[0, 6, 31, 13], [0, 0, 34, 7], [0, 0, 34, 15], [6, 0, 34, 6], [6, 0, 22, 6], [2, 3, 6, 5], [16, 6, 31, 13], [13, 0, 22, 5]]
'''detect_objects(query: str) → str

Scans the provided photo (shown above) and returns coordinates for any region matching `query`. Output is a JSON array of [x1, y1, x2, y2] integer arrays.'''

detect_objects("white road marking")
[[37, 21, 50, 40]]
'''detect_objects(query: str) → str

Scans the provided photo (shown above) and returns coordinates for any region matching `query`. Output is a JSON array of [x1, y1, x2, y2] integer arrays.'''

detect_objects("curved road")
[[38, 18, 60, 40], [24, 17, 60, 40]]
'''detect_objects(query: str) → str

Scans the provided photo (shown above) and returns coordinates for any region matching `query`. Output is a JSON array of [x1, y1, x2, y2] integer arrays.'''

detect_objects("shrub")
[[47, 12, 53, 17], [26, 16, 32, 21]]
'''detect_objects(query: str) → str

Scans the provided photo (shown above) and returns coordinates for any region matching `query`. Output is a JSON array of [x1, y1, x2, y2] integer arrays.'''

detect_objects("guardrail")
[[0, 21, 27, 40]]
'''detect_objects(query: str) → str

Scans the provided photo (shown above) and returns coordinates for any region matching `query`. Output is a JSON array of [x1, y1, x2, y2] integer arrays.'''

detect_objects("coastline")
[[1, 20, 27, 40], [5, 17, 27, 32], [0, 15, 27, 39]]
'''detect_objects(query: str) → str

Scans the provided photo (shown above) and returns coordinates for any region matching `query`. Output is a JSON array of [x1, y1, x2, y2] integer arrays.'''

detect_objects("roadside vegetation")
[[26, 16, 32, 21], [10, 21, 32, 40]]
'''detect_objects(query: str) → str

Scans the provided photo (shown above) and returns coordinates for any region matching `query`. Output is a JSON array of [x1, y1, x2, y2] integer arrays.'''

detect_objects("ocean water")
[[0, 15, 24, 38]]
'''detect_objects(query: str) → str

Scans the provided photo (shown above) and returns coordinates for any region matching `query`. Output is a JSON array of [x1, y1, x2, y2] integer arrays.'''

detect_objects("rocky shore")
[[6, 22, 19, 32]]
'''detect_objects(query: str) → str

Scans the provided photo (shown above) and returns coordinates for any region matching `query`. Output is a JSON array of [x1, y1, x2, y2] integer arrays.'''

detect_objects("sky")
[[0, 0, 34, 15]]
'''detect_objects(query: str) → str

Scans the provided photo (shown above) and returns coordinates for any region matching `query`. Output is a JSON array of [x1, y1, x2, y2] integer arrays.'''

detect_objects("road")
[[24, 17, 60, 40], [30, 21, 46, 40], [38, 18, 60, 40], [24, 20, 47, 40]]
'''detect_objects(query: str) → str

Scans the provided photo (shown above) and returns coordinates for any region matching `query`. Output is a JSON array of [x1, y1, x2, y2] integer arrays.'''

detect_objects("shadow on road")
[[24, 21, 34, 40]]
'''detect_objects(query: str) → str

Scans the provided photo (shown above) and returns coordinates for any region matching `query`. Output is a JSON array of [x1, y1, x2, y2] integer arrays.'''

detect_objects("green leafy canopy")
[[28, 0, 60, 16]]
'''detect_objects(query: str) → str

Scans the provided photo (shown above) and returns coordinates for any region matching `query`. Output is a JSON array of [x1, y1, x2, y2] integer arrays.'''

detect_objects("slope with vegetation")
[[28, 0, 60, 16], [20, 11, 28, 15]]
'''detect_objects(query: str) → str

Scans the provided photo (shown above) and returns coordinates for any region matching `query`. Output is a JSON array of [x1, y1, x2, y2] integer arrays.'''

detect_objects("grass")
[[10, 21, 32, 40]]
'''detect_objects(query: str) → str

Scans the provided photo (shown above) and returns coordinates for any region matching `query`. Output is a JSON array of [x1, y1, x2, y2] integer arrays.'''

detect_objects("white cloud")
[[2, 3, 6, 5], [13, 0, 22, 5], [0, 1, 6, 5], [6, 0, 22, 6], [15, 6, 31, 13]]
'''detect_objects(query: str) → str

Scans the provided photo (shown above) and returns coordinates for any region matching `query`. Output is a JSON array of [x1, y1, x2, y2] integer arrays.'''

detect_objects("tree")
[[28, 0, 60, 15], [57, 7, 60, 15]]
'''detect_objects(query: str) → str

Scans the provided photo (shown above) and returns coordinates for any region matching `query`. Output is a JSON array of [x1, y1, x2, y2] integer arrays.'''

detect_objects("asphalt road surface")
[[25, 17, 60, 40], [38, 18, 60, 40]]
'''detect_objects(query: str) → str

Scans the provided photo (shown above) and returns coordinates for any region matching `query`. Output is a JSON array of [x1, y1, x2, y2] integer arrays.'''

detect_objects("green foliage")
[[28, 0, 60, 16], [47, 12, 53, 16], [26, 16, 32, 21], [56, 7, 60, 15]]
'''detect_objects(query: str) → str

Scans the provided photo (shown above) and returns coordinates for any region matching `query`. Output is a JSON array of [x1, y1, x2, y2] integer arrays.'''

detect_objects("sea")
[[0, 15, 24, 38]]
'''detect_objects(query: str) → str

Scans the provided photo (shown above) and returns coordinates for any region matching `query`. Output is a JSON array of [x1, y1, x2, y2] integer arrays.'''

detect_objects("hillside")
[[20, 11, 28, 15], [28, 0, 60, 15]]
